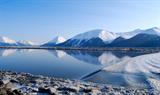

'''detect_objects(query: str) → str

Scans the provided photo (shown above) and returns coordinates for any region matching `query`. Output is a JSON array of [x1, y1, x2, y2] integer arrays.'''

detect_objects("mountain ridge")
[[1, 27, 160, 47], [57, 27, 160, 47]]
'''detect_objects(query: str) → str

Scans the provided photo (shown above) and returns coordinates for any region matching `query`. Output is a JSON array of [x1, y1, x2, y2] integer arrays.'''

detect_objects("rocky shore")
[[0, 71, 159, 95]]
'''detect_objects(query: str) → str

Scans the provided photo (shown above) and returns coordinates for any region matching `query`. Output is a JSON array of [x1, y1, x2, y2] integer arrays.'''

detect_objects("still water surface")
[[0, 49, 159, 89]]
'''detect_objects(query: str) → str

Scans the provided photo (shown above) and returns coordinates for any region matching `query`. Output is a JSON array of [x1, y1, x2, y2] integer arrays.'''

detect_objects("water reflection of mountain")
[[104, 52, 160, 75], [83, 52, 160, 91], [83, 71, 151, 89], [63, 50, 147, 66], [65, 50, 102, 65], [48, 50, 67, 58], [0, 49, 34, 57], [0, 49, 17, 57]]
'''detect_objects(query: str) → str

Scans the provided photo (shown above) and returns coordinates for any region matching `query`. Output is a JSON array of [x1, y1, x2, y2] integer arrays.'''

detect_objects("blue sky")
[[0, 0, 160, 43]]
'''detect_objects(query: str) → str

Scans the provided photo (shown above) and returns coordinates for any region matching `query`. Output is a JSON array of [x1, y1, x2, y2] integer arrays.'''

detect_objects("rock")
[[12, 89, 23, 95], [91, 88, 101, 94], [38, 87, 50, 93], [0, 79, 4, 86], [82, 88, 92, 93], [57, 86, 79, 92], [62, 91, 70, 95], [6, 89, 16, 95], [2, 79, 10, 85], [31, 79, 43, 85], [38, 87, 58, 95], [0, 71, 155, 95], [49, 87, 58, 95], [31, 87, 39, 92], [0, 87, 8, 95], [5, 82, 17, 90], [10, 79, 19, 83]]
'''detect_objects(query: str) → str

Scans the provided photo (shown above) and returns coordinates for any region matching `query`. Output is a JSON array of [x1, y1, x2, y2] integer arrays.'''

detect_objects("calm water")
[[0, 49, 159, 89]]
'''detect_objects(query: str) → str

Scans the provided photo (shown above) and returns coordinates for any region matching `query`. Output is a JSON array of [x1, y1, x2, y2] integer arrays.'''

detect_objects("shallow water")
[[0, 49, 159, 89]]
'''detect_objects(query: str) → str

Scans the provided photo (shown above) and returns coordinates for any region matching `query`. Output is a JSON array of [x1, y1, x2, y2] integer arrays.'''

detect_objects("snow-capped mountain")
[[0, 36, 17, 46], [119, 29, 143, 39], [18, 40, 35, 46], [42, 27, 160, 47], [0, 36, 35, 46], [72, 29, 118, 42], [142, 27, 160, 35], [1, 26, 160, 47], [59, 29, 118, 47], [106, 27, 160, 47], [119, 27, 160, 39], [107, 33, 160, 47], [42, 36, 66, 46]]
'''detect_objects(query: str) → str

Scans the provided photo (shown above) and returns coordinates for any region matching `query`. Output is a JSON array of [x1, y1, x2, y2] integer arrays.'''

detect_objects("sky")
[[0, 0, 160, 44]]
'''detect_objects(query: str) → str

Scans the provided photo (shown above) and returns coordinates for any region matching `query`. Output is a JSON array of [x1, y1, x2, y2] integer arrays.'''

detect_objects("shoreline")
[[0, 71, 159, 95], [0, 46, 160, 53]]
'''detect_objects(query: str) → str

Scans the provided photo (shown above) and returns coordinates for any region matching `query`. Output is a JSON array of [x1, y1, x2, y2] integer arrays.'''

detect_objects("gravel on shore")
[[0, 71, 159, 95]]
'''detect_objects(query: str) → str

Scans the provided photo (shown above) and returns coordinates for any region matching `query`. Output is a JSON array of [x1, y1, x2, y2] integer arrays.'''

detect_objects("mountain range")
[[1, 27, 160, 47], [0, 36, 35, 46], [56, 27, 160, 47]]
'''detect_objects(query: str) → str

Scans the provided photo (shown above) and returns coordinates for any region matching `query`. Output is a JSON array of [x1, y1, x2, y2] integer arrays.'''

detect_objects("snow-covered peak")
[[72, 29, 118, 42], [142, 27, 160, 36], [49, 36, 66, 44], [0, 36, 17, 44], [19, 40, 35, 46], [151, 26, 160, 30], [120, 27, 160, 39], [119, 29, 143, 39]]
